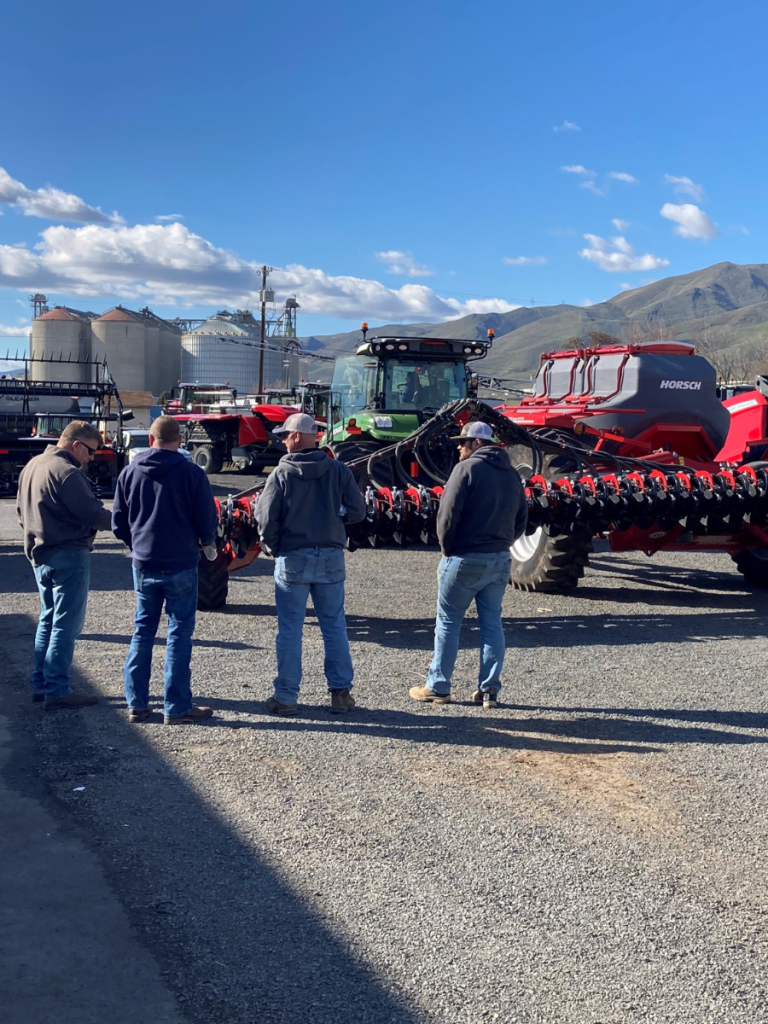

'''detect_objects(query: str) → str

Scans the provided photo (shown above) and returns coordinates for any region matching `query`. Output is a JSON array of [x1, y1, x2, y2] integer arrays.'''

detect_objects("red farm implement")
[[195, 340, 768, 608]]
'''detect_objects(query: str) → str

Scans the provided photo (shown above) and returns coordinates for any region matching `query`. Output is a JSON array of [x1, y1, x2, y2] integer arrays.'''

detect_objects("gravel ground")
[[3, 508, 768, 1023]]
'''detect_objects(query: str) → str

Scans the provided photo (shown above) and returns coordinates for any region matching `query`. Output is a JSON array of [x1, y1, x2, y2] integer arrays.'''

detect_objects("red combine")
[[195, 340, 768, 608]]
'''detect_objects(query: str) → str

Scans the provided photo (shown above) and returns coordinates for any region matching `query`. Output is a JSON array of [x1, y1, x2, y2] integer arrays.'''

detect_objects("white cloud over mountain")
[[0, 167, 122, 225], [579, 233, 669, 273], [0, 222, 517, 322], [660, 203, 718, 239]]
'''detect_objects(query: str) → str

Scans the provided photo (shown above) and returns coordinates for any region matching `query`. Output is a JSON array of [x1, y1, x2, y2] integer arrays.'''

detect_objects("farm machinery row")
[[197, 329, 768, 608]]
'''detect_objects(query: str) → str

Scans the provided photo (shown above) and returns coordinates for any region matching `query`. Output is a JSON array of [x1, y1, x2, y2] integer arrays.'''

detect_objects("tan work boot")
[[164, 705, 214, 725], [330, 689, 355, 714], [265, 696, 298, 717], [44, 693, 99, 711], [409, 685, 451, 704]]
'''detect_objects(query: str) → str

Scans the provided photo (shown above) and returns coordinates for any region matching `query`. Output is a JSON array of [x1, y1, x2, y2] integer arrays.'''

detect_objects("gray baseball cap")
[[449, 421, 495, 443], [273, 412, 322, 435]]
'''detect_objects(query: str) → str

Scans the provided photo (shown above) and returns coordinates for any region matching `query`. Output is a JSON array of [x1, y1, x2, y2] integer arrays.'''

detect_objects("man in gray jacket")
[[256, 413, 366, 716], [409, 421, 527, 709], [17, 420, 113, 710]]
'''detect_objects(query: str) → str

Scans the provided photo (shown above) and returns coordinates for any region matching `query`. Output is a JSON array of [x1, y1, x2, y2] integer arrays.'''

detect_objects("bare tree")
[[696, 323, 768, 382]]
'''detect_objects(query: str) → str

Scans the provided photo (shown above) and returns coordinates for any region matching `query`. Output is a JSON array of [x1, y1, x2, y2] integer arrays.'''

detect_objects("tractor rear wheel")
[[197, 553, 229, 610], [194, 445, 224, 475], [507, 444, 592, 593]]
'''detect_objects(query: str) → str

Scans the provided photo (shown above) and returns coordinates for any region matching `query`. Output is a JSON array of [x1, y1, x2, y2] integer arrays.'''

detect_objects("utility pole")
[[258, 266, 271, 393]]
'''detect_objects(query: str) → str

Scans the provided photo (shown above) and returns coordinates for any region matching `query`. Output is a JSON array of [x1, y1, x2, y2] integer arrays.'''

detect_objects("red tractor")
[[195, 340, 768, 608]]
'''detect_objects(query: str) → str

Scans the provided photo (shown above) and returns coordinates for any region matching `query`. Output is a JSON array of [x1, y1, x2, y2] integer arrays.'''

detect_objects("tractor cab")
[[323, 327, 492, 447], [321, 325, 493, 486]]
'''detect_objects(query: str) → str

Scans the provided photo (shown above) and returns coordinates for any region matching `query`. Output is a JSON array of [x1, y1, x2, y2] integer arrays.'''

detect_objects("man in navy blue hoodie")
[[112, 415, 218, 725]]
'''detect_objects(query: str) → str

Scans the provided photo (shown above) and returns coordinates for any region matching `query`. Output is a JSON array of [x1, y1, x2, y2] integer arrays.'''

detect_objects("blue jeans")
[[426, 551, 512, 695], [273, 546, 353, 704], [124, 566, 198, 718], [31, 547, 91, 700]]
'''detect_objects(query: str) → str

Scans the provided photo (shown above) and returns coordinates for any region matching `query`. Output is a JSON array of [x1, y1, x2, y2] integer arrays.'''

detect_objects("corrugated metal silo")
[[181, 315, 259, 393], [30, 307, 91, 382], [143, 321, 161, 396], [91, 307, 146, 391], [158, 322, 182, 395]]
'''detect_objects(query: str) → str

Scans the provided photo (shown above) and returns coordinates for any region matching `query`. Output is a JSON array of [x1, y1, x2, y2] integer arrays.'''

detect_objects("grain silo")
[[158, 319, 182, 395], [91, 307, 146, 392], [142, 319, 161, 396], [182, 314, 261, 393], [30, 307, 95, 382]]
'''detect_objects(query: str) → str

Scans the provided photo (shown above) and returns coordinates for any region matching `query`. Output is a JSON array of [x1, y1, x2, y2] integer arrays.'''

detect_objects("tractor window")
[[385, 359, 466, 411], [331, 357, 378, 417]]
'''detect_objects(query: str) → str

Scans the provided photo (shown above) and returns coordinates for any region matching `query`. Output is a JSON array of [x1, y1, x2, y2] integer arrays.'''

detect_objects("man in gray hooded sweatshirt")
[[256, 413, 366, 716], [410, 421, 527, 709]]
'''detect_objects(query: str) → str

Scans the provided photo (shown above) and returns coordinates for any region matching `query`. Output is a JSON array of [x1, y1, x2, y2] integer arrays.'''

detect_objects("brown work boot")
[[265, 696, 298, 717], [330, 689, 355, 714], [471, 689, 499, 709], [164, 705, 214, 725], [409, 685, 451, 704], [128, 707, 153, 723], [44, 693, 99, 711]]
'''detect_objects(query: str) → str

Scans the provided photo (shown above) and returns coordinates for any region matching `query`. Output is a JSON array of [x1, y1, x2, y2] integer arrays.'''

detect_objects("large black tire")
[[197, 554, 229, 610], [193, 445, 224, 475], [507, 443, 593, 593]]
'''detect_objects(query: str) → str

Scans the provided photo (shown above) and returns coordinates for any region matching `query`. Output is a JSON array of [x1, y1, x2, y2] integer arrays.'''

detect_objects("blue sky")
[[1, 0, 766, 348]]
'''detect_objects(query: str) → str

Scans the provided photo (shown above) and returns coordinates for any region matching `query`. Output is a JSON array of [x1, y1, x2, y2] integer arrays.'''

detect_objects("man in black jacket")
[[112, 415, 218, 725], [409, 421, 527, 709], [256, 413, 366, 717]]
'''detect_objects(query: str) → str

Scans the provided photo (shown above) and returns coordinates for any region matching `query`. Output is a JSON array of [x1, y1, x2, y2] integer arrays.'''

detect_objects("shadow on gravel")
[[342, 610, 768, 649], [79, 632, 265, 651], [2, 631, 421, 1024], [511, 703, 768, 732], [204, 701, 768, 750]]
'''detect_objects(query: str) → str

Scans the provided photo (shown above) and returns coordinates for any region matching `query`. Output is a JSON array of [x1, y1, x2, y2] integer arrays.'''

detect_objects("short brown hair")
[[149, 415, 181, 444], [60, 420, 102, 446]]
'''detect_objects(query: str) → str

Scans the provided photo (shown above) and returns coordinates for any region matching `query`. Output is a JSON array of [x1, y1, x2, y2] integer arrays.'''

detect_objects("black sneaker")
[[471, 689, 499, 708]]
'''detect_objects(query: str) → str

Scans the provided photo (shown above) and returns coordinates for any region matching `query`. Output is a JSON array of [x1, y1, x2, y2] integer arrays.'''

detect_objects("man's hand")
[[202, 544, 218, 561]]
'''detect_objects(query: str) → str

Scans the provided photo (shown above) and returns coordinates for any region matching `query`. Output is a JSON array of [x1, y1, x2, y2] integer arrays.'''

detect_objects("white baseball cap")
[[273, 412, 322, 435], [449, 421, 495, 443]]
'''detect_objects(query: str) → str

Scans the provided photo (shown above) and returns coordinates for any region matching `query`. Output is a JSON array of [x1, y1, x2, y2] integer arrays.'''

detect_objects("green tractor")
[[321, 324, 494, 486]]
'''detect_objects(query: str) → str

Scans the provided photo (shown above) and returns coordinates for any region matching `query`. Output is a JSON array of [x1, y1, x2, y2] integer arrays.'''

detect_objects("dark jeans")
[[123, 566, 198, 718], [31, 547, 91, 699]]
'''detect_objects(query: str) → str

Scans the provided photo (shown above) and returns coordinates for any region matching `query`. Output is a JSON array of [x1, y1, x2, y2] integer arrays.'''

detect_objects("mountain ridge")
[[300, 262, 768, 378]]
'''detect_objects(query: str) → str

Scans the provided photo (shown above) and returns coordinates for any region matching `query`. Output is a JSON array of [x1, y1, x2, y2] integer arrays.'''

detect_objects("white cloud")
[[608, 171, 638, 184], [374, 249, 433, 278], [579, 233, 669, 273], [553, 121, 581, 132], [664, 174, 705, 203], [659, 203, 718, 240], [0, 167, 122, 225], [618, 282, 633, 291], [611, 218, 630, 231], [0, 320, 31, 337], [0, 222, 517, 322], [155, 214, 184, 223], [580, 180, 605, 197], [561, 164, 594, 176], [502, 256, 547, 266], [729, 224, 749, 235], [579, 299, 595, 307]]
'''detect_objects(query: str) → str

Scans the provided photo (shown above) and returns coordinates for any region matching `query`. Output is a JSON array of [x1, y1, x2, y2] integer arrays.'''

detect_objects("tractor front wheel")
[[197, 553, 229, 609]]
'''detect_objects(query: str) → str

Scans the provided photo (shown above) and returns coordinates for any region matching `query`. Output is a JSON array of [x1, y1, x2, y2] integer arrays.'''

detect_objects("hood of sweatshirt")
[[469, 446, 514, 472], [133, 448, 189, 480], [280, 449, 334, 480]]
